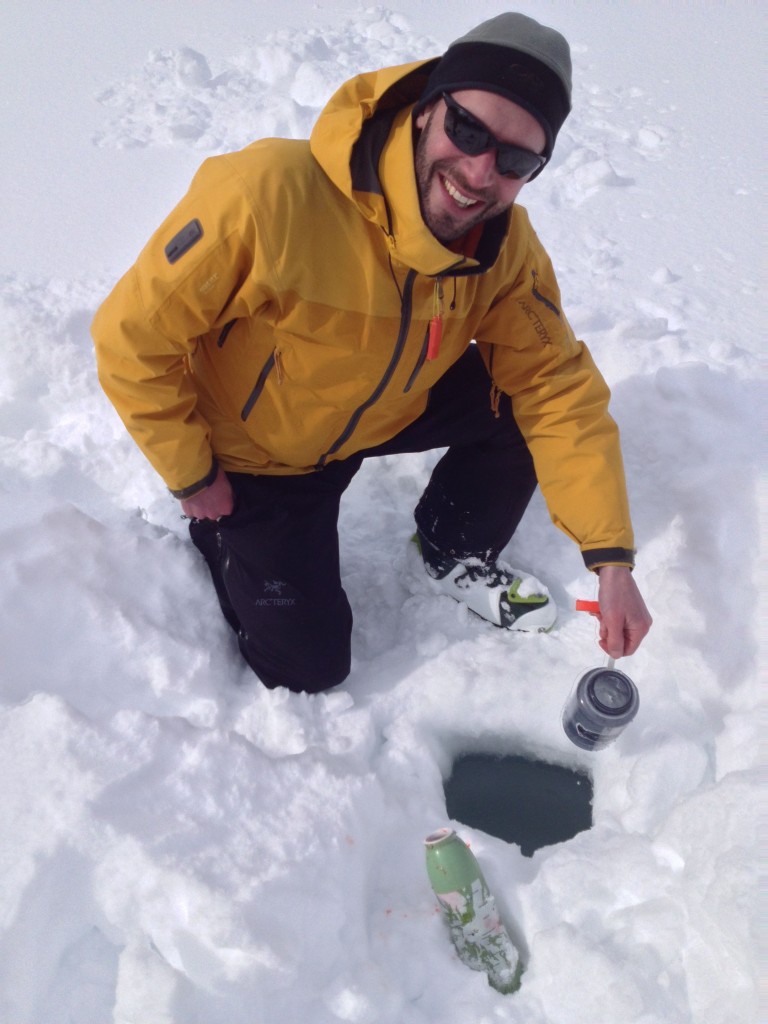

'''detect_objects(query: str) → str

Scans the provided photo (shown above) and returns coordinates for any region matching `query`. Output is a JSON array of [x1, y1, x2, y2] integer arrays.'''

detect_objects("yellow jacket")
[[92, 60, 634, 569]]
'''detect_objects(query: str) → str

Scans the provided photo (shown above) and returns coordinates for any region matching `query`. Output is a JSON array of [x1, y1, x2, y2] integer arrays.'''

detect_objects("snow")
[[0, 2, 763, 1022]]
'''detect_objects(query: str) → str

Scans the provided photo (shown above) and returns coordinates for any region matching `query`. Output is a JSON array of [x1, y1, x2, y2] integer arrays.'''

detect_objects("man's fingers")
[[599, 612, 628, 659]]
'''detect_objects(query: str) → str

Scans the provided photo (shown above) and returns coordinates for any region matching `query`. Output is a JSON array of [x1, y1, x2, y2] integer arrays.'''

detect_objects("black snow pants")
[[189, 345, 537, 692]]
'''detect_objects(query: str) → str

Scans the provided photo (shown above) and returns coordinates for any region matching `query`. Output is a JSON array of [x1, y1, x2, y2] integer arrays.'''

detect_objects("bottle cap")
[[587, 670, 635, 715]]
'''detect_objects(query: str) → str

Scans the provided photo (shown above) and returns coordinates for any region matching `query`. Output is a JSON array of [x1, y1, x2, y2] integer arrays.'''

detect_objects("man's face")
[[414, 90, 547, 244]]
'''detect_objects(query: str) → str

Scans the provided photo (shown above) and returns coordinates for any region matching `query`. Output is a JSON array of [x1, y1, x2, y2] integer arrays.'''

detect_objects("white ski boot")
[[412, 532, 556, 633]]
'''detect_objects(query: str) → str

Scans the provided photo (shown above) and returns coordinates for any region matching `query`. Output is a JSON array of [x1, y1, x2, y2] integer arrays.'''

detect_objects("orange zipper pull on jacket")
[[427, 316, 442, 360], [427, 278, 444, 360]]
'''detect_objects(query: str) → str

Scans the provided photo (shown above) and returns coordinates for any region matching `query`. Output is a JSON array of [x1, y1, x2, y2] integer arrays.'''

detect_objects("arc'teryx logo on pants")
[[254, 580, 297, 607]]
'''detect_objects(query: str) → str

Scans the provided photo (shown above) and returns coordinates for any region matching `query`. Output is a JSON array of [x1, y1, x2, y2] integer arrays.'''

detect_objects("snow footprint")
[[551, 146, 635, 206], [632, 124, 674, 161]]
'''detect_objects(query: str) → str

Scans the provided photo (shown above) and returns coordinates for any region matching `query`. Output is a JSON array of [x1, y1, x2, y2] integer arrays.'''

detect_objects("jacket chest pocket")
[[240, 350, 277, 421]]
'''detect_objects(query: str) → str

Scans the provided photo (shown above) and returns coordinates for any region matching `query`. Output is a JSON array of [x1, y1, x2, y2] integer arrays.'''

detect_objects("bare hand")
[[595, 565, 652, 658], [180, 466, 235, 521]]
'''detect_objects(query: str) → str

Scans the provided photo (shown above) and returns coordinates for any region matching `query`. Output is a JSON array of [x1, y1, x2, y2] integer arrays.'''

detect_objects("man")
[[92, 13, 652, 693]]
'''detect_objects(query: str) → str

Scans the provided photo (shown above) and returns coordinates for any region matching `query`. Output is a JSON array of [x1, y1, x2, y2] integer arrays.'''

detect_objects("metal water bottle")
[[563, 662, 639, 750], [565, 600, 640, 750], [424, 828, 522, 994]]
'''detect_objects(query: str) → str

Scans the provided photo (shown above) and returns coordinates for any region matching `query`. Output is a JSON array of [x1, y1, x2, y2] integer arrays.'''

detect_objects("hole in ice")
[[443, 753, 593, 857]]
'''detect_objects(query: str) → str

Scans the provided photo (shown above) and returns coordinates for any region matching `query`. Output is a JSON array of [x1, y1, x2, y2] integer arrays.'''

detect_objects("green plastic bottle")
[[424, 828, 523, 994]]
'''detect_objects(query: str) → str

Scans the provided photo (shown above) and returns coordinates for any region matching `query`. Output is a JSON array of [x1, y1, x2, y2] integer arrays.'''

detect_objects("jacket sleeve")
[[91, 152, 276, 497], [476, 221, 635, 570]]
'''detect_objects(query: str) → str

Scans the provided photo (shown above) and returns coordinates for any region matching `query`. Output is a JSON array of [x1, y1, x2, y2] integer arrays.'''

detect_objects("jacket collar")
[[310, 61, 510, 278]]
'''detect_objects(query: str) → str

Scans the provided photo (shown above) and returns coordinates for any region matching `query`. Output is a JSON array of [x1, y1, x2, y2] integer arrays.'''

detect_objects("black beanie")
[[414, 13, 572, 163]]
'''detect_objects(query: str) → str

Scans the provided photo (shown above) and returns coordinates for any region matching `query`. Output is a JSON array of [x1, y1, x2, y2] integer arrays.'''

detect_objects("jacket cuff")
[[170, 458, 219, 500], [582, 547, 635, 572]]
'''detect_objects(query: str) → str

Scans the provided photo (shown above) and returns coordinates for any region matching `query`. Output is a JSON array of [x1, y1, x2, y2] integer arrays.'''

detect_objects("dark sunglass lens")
[[444, 102, 490, 156], [496, 150, 543, 179], [456, 119, 490, 155]]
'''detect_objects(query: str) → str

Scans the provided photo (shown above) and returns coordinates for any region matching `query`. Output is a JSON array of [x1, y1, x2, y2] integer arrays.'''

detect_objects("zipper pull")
[[427, 278, 444, 361], [489, 381, 502, 418], [274, 348, 285, 384], [427, 317, 443, 361]]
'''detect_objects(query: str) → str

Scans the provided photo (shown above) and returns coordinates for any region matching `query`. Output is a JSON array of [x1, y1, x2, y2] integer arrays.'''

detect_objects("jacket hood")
[[309, 59, 508, 277]]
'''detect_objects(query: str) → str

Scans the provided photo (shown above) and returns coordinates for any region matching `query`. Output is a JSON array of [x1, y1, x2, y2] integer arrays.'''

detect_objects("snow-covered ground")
[[0, 3, 762, 1022]]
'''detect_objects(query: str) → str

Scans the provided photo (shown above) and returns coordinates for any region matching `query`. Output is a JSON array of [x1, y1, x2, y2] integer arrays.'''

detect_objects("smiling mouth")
[[441, 175, 480, 209]]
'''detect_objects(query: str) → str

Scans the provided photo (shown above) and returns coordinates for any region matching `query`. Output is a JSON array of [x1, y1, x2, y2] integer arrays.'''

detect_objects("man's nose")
[[461, 148, 498, 189]]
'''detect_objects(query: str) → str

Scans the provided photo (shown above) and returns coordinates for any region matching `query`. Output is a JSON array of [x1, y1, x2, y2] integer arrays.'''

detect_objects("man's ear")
[[414, 100, 438, 131]]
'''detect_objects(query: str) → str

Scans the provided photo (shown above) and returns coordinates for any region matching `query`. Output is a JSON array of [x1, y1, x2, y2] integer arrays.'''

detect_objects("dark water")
[[444, 753, 593, 857]]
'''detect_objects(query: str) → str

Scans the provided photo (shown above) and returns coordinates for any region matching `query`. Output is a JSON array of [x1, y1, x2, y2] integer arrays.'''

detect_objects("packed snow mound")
[[93, 10, 436, 152]]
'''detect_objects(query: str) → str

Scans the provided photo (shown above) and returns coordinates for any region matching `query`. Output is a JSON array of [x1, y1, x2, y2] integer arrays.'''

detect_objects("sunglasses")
[[441, 92, 547, 180]]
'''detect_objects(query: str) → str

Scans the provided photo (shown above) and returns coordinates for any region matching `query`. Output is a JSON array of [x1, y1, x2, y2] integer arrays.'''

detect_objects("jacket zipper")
[[531, 269, 561, 318], [240, 351, 276, 421], [316, 269, 417, 467], [403, 325, 429, 393], [217, 319, 238, 347]]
